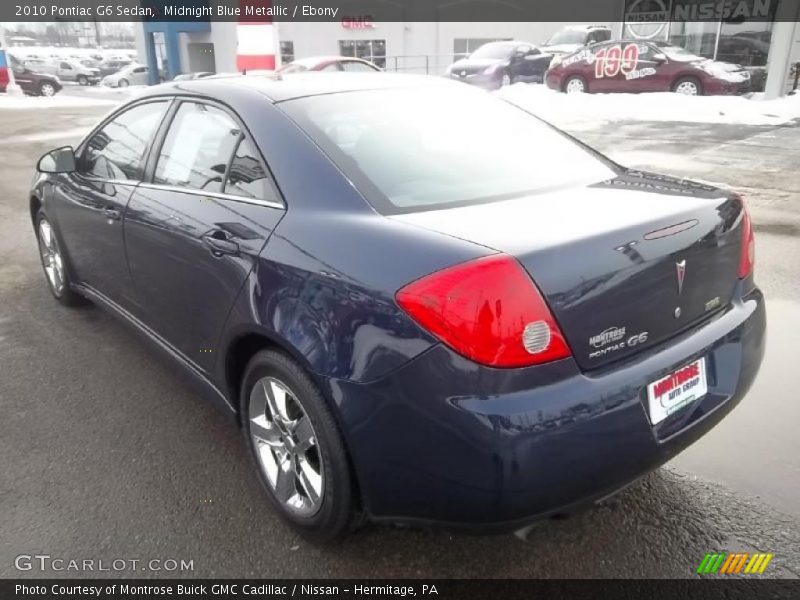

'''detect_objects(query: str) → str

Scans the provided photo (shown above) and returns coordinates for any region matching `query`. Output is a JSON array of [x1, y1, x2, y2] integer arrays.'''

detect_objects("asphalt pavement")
[[0, 99, 798, 579]]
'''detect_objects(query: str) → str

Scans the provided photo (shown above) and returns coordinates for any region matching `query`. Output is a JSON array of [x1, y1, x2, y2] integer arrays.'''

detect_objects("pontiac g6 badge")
[[589, 327, 648, 359], [676, 260, 686, 295]]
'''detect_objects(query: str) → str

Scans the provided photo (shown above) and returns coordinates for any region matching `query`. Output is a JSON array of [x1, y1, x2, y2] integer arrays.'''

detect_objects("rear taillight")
[[738, 200, 755, 278], [396, 254, 571, 368]]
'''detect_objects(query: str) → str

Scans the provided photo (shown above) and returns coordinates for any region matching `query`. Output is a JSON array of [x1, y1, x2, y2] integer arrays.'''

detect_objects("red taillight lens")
[[738, 200, 755, 278], [396, 254, 572, 368]]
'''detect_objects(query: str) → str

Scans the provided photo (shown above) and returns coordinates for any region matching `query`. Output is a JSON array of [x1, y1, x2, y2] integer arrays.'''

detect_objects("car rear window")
[[281, 86, 616, 214]]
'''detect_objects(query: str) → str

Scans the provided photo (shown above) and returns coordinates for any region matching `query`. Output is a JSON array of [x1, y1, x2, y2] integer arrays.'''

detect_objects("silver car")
[[102, 64, 149, 88]]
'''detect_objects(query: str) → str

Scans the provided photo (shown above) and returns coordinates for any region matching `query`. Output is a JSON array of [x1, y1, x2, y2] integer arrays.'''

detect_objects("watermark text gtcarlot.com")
[[14, 554, 194, 573]]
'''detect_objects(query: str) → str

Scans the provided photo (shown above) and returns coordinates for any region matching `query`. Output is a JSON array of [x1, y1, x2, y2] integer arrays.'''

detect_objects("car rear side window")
[[223, 137, 277, 203], [81, 101, 168, 182], [154, 102, 241, 194]]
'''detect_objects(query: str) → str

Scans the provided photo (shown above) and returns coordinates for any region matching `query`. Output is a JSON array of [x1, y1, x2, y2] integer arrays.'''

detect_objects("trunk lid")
[[392, 170, 745, 370]]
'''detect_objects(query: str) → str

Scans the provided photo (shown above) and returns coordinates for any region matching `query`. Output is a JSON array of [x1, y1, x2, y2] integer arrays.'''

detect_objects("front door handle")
[[202, 231, 240, 257], [103, 208, 121, 221]]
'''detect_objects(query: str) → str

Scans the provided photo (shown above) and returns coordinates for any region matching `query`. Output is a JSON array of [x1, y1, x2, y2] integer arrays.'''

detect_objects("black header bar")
[[0, 0, 794, 23]]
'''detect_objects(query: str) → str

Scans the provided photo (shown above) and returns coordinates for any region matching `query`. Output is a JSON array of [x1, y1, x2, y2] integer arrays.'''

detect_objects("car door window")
[[60, 62, 71, 70], [133, 67, 146, 73], [341, 61, 376, 72], [81, 101, 169, 182], [154, 102, 240, 193], [319, 62, 341, 72]]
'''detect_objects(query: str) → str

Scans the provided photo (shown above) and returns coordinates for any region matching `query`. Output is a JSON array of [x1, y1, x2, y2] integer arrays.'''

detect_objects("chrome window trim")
[[136, 182, 285, 210]]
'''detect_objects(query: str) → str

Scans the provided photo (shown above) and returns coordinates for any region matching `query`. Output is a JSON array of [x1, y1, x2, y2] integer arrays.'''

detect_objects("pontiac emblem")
[[675, 260, 686, 295]]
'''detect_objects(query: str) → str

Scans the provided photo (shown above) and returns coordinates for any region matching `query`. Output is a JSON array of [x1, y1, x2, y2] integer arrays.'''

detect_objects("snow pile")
[[0, 93, 120, 109], [497, 84, 800, 126]]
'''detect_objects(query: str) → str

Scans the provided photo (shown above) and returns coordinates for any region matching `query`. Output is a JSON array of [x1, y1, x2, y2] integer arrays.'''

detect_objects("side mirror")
[[38, 146, 76, 174], [653, 53, 667, 64]]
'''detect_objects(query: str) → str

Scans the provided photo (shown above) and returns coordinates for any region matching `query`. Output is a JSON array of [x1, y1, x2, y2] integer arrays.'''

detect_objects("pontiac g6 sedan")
[[31, 74, 765, 540]]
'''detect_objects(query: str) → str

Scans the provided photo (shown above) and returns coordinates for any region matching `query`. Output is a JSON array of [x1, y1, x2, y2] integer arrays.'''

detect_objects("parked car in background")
[[2, 56, 62, 96], [102, 64, 148, 87], [97, 59, 132, 78], [541, 25, 612, 56], [546, 40, 751, 95], [446, 41, 553, 89], [41, 60, 101, 86], [716, 35, 769, 91], [276, 56, 380, 73], [172, 71, 215, 81], [30, 74, 764, 540]]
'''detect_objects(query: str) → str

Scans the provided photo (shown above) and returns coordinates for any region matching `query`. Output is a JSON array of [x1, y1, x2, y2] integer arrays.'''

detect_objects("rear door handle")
[[103, 208, 121, 221], [202, 231, 240, 257]]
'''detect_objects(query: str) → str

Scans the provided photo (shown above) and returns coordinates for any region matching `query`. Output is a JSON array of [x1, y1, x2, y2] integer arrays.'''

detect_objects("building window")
[[453, 38, 512, 61], [280, 41, 295, 65], [338, 39, 386, 69]]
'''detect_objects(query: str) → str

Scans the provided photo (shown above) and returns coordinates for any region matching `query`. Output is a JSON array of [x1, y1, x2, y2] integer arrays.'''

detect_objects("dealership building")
[[134, 0, 800, 97]]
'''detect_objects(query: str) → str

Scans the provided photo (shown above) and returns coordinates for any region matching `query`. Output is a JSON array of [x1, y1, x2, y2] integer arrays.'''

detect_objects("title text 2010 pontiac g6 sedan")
[[31, 74, 765, 540]]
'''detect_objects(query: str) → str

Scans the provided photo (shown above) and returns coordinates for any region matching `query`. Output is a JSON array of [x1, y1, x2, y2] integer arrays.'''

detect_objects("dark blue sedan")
[[30, 73, 765, 540]]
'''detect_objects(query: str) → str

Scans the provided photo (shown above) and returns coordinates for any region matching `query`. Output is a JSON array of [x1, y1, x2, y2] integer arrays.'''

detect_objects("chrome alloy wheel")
[[249, 377, 324, 516], [565, 78, 586, 93], [675, 81, 699, 95], [38, 220, 65, 295]]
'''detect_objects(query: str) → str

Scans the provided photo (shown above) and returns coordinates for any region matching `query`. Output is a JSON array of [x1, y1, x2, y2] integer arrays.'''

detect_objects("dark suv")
[[1, 56, 62, 96]]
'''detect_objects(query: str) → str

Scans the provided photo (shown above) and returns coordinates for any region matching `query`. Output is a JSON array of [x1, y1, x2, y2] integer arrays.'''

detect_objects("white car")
[[102, 64, 149, 88]]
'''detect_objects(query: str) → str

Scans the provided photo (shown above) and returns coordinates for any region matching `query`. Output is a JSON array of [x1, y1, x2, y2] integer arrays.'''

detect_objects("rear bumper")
[[327, 285, 766, 528]]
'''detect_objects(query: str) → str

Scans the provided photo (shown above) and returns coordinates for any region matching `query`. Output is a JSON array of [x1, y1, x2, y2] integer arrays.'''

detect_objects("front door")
[[124, 100, 284, 372], [53, 100, 171, 309]]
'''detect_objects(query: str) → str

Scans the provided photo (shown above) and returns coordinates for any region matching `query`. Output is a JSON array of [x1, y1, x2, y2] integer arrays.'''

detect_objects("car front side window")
[[81, 101, 169, 182]]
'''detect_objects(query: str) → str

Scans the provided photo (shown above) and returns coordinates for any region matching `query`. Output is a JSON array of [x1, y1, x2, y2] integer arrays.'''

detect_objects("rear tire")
[[564, 75, 587, 94], [39, 82, 56, 97], [35, 211, 86, 306], [672, 76, 703, 96], [242, 350, 357, 541]]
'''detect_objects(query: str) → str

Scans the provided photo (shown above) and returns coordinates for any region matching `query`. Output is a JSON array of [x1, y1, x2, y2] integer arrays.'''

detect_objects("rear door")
[[58, 61, 75, 81], [124, 99, 284, 372]]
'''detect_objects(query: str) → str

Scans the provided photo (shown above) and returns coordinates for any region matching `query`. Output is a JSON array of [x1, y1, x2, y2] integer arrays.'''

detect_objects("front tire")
[[500, 71, 512, 87], [36, 211, 86, 306], [673, 76, 703, 96], [77, 75, 88, 86], [117, 78, 129, 88], [242, 350, 357, 541], [564, 75, 587, 94]]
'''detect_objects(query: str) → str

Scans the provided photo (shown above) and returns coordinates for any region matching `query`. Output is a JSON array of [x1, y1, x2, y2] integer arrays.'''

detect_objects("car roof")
[[136, 72, 454, 104]]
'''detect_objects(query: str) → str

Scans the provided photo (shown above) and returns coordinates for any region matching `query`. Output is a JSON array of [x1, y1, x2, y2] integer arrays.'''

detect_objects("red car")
[[276, 56, 380, 74], [546, 40, 751, 96]]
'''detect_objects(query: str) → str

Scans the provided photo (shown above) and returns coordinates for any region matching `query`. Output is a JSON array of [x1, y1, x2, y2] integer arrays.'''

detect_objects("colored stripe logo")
[[697, 552, 773, 574]]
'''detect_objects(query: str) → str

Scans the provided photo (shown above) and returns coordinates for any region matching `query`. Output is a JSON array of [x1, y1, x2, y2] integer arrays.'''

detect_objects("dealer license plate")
[[646, 357, 707, 425]]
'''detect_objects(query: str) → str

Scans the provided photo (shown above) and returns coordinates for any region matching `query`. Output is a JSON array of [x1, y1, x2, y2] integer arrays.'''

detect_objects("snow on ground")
[[0, 93, 121, 109], [498, 84, 800, 126]]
